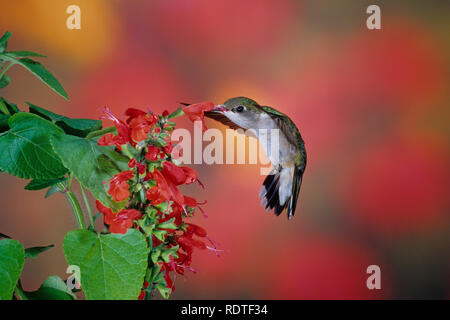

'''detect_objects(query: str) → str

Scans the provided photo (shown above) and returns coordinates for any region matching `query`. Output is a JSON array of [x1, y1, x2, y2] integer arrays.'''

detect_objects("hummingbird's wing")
[[260, 106, 307, 219], [204, 110, 246, 130]]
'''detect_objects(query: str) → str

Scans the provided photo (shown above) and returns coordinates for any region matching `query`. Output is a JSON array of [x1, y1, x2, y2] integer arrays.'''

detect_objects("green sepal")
[[45, 184, 62, 198], [156, 283, 172, 299], [157, 218, 177, 230], [153, 229, 167, 242], [168, 107, 184, 119]]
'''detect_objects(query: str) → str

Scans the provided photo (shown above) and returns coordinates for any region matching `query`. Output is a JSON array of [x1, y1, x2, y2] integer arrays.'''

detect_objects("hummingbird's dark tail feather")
[[259, 172, 287, 216], [287, 166, 305, 219], [260, 166, 303, 219]]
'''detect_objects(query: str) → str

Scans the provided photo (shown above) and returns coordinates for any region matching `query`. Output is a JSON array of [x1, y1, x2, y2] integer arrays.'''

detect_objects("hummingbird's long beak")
[[204, 104, 226, 118]]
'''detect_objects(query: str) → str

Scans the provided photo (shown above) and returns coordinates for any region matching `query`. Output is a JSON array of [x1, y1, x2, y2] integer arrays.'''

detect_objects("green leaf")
[[24, 244, 54, 258], [9, 57, 68, 100], [0, 74, 10, 88], [24, 276, 76, 300], [0, 239, 25, 300], [63, 229, 149, 300], [51, 134, 129, 211], [4, 51, 46, 58], [85, 126, 116, 140], [0, 97, 20, 114], [25, 177, 66, 191], [0, 113, 68, 180], [0, 31, 12, 53], [0, 114, 9, 133], [0, 233, 11, 239], [28, 103, 102, 137]]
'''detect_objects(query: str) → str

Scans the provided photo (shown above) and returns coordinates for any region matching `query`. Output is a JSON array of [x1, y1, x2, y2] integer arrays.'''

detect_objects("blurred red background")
[[0, 0, 449, 299]]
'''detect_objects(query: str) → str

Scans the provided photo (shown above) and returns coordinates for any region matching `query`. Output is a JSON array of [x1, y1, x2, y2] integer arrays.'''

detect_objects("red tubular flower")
[[128, 159, 137, 168], [162, 161, 186, 185], [163, 143, 173, 155], [186, 223, 208, 237], [98, 133, 115, 146], [164, 271, 175, 292], [96, 200, 115, 225], [96, 106, 216, 298], [145, 170, 171, 205], [137, 163, 146, 175], [161, 161, 203, 187], [125, 108, 158, 142], [106, 170, 134, 202], [100, 107, 131, 146], [109, 209, 142, 234], [183, 195, 207, 217], [145, 145, 162, 161], [125, 108, 147, 121], [182, 101, 214, 132], [95, 200, 142, 234]]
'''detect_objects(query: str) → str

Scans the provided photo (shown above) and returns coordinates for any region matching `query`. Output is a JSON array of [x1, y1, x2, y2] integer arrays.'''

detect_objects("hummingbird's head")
[[205, 97, 262, 130]]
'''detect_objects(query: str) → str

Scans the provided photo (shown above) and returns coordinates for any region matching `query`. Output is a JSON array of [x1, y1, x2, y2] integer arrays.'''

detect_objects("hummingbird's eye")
[[236, 106, 244, 113]]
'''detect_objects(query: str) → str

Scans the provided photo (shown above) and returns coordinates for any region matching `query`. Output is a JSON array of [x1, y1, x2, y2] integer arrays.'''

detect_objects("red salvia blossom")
[[96, 200, 142, 234], [145, 145, 162, 161], [96, 105, 219, 298], [182, 101, 214, 132], [105, 170, 134, 201]]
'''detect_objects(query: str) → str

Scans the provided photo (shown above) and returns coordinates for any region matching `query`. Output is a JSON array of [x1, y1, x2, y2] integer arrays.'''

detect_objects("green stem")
[[64, 190, 86, 230], [14, 281, 28, 300], [80, 183, 95, 229]]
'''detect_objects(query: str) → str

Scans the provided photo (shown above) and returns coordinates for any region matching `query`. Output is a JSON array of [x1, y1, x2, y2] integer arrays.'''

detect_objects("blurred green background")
[[0, 0, 449, 299]]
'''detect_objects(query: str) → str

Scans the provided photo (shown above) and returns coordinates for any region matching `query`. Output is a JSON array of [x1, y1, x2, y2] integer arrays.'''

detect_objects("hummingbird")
[[204, 97, 307, 219]]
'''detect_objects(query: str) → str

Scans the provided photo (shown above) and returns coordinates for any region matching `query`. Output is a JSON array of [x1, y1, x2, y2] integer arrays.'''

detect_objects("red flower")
[[161, 161, 203, 187], [100, 107, 131, 147], [162, 161, 186, 185], [186, 223, 208, 237], [95, 200, 142, 234], [163, 143, 173, 155], [125, 108, 147, 121], [128, 159, 137, 168], [183, 195, 207, 217], [182, 101, 214, 132], [145, 170, 171, 205], [145, 145, 162, 161], [106, 170, 134, 202], [124, 108, 158, 142]]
